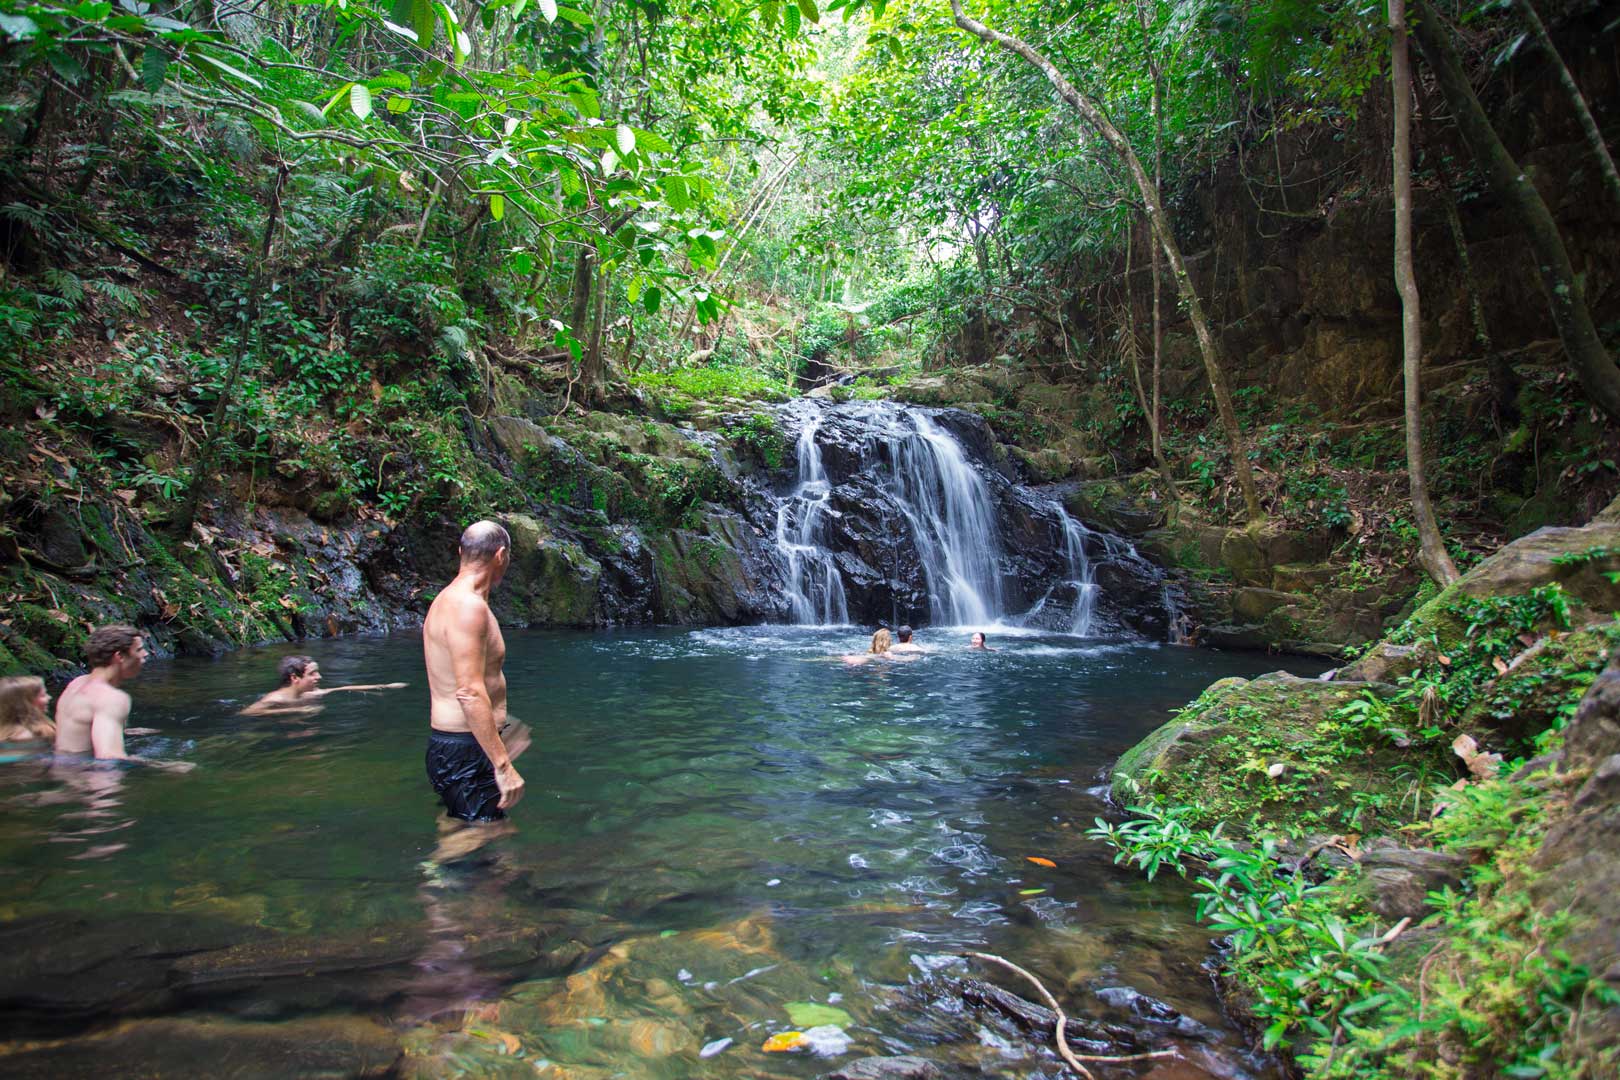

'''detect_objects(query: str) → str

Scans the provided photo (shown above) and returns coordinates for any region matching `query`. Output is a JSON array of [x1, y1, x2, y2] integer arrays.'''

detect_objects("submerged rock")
[[824, 1055, 943, 1080], [0, 1014, 400, 1078]]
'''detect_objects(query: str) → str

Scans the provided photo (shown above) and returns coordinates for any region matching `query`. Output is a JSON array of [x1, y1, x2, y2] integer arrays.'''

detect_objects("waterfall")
[[774, 413, 850, 625], [1057, 510, 1099, 636], [885, 410, 1004, 627], [771, 401, 1124, 635]]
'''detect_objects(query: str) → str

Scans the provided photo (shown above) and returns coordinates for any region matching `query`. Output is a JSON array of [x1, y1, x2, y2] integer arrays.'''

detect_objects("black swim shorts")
[[425, 729, 504, 822]]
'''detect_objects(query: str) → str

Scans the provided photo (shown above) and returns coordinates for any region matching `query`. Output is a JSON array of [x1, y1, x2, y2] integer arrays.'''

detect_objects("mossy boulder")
[[1532, 652, 1620, 1062], [1111, 672, 1424, 833], [496, 513, 602, 627], [650, 511, 775, 624], [1456, 619, 1620, 753], [1396, 521, 1620, 652]]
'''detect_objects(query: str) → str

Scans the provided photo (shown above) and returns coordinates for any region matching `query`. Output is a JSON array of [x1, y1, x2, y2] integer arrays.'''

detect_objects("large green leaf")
[[191, 51, 262, 89], [140, 46, 166, 93], [390, 0, 435, 49]]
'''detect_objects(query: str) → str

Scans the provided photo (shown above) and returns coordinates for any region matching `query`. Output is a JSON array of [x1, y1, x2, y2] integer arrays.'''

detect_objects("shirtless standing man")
[[421, 521, 525, 822], [54, 624, 149, 760]]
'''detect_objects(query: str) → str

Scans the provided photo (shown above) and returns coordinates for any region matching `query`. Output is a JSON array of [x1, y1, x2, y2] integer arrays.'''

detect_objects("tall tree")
[[1391, 0, 1458, 585], [946, 0, 1262, 522], [1411, 0, 1620, 422], [1509, 0, 1620, 209]]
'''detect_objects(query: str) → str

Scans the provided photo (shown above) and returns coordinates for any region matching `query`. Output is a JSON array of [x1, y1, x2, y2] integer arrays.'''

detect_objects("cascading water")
[[774, 414, 850, 625], [1057, 511, 1099, 636], [884, 410, 1004, 627], [761, 400, 1177, 638]]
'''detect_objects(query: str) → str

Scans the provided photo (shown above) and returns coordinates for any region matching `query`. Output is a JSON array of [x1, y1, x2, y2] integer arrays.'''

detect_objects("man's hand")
[[385, 682, 407, 690], [496, 761, 525, 810], [501, 720, 532, 761]]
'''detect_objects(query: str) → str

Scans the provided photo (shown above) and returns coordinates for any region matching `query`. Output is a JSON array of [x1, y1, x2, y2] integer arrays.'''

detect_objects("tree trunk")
[[1418, 81, 1520, 422], [949, 0, 1261, 522], [1392, 0, 1459, 585], [1412, 0, 1620, 422], [569, 246, 594, 351], [1510, 0, 1620, 209], [174, 165, 289, 536], [581, 264, 609, 406]]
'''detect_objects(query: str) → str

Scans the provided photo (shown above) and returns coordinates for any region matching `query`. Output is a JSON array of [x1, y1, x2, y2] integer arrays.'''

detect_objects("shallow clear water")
[[0, 628, 1322, 1076]]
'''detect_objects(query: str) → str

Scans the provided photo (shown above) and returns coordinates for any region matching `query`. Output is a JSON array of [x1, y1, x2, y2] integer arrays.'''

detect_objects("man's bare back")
[[424, 583, 507, 735], [53, 673, 132, 757], [421, 521, 525, 822]]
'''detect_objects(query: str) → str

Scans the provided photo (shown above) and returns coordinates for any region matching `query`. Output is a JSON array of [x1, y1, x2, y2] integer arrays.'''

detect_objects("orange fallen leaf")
[[1026, 856, 1057, 868], [762, 1031, 807, 1053]]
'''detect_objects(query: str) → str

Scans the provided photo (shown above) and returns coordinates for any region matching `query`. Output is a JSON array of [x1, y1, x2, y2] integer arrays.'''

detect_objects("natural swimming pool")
[[0, 627, 1321, 1077]]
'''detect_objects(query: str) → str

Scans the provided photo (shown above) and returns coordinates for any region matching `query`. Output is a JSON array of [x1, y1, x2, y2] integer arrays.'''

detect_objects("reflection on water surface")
[[0, 626, 1320, 1077]]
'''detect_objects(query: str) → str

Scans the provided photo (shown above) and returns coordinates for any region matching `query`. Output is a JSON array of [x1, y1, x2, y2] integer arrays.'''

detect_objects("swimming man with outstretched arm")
[[421, 521, 525, 822], [241, 655, 406, 716]]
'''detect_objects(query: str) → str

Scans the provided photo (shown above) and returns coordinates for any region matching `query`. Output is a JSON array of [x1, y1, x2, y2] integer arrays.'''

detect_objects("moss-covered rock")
[[496, 513, 602, 627], [1110, 672, 1425, 833]]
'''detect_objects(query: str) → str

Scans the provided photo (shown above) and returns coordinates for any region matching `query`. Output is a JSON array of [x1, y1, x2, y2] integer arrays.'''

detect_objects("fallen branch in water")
[[963, 951, 1178, 1077]]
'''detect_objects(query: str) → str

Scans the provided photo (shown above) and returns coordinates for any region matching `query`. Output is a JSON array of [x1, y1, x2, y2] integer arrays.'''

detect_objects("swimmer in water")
[[241, 655, 407, 716], [967, 631, 995, 651], [888, 625, 924, 654], [842, 627, 917, 665], [54, 625, 191, 770], [0, 676, 55, 744]]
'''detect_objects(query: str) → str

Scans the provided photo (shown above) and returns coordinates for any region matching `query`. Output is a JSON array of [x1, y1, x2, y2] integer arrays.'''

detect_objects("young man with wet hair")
[[889, 625, 924, 654], [421, 520, 527, 822], [53, 624, 185, 768], [240, 654, 406, 716]]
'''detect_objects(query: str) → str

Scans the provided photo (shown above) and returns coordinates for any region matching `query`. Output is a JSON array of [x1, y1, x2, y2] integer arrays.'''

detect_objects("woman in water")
[[842, 627, 900, 665], [0, 676, 56, 743]]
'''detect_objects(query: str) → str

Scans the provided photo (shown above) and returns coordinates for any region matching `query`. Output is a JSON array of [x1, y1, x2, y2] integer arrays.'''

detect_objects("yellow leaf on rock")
[[762, 1031, 807, 1052]]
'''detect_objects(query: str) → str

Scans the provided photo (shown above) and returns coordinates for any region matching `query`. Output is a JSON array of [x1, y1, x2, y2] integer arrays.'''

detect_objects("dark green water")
[[0, 628, 1320, 1077]]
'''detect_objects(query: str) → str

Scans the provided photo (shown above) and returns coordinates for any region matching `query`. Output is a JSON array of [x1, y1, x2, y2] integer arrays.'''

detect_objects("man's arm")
[[89, 691, 131, 760], [448, 598, 524, 810], [310, 682, 408, 697]]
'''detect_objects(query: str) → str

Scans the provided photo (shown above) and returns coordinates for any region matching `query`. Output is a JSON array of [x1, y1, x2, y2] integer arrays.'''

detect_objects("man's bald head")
[[459, 520, 511, 565]]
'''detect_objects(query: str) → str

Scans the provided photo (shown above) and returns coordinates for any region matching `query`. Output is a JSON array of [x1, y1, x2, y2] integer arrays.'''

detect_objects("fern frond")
[[0, 202, 49, 229], [41, 268, 85, 304], [90, 279, 142, 313]]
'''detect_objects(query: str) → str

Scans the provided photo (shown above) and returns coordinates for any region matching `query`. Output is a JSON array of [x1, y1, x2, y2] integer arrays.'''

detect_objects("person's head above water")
[[459, 520, 511, 581], [277, 655, 322, 690], [86, 624, 146, 678], [897, 625, 914, 643], [870, 628, 893, 654], [0, 675, 53, 738], [969, 631, 988, 649]]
